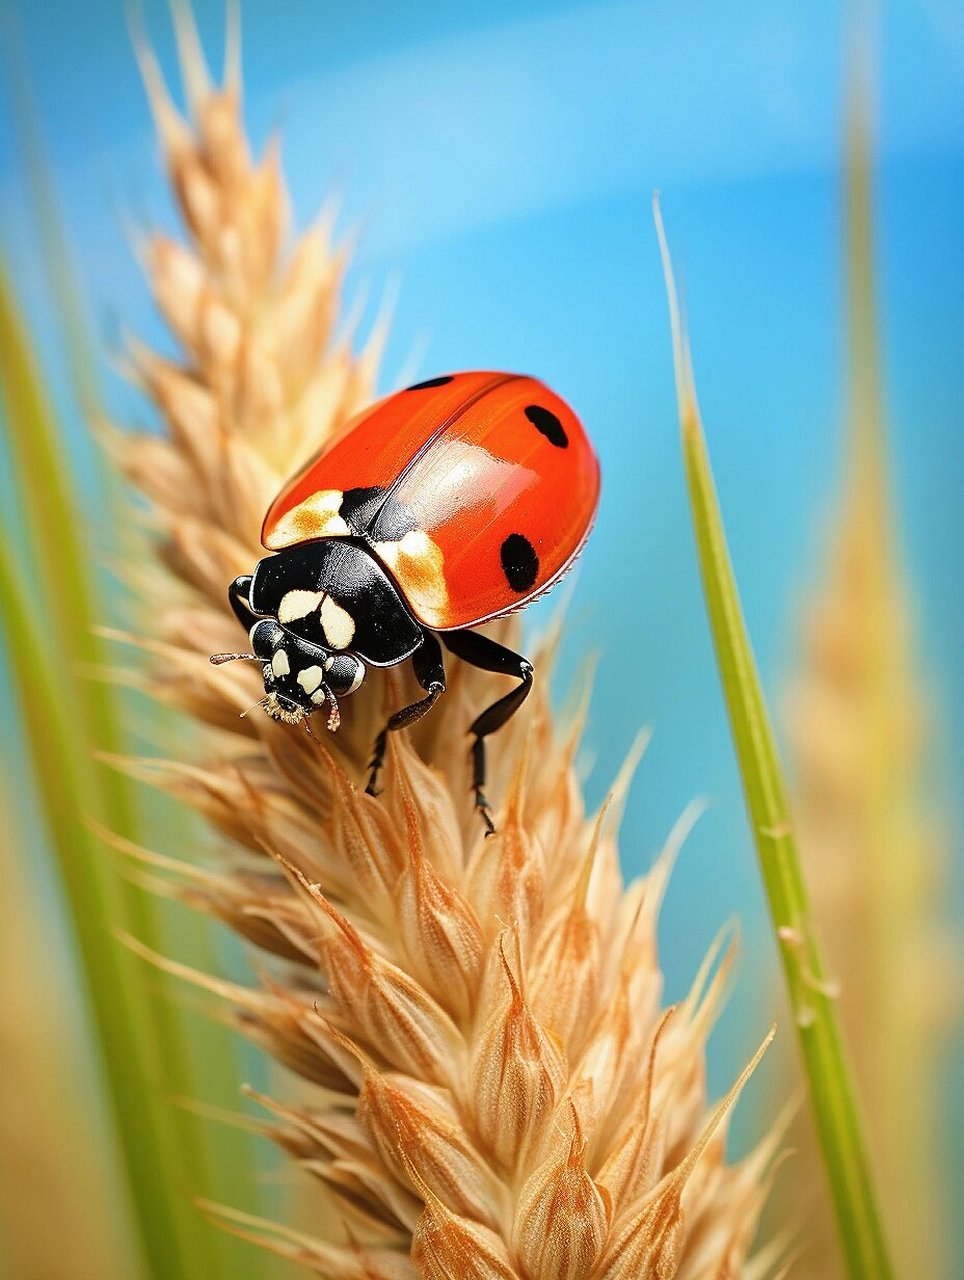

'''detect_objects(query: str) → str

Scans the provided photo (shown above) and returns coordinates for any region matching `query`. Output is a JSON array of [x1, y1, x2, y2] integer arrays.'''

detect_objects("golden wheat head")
[[106, 12, 783, 1277]]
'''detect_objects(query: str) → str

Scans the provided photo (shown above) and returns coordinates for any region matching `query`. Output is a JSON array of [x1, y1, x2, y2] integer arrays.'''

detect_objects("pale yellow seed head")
[[114, 15, 784, 1278]]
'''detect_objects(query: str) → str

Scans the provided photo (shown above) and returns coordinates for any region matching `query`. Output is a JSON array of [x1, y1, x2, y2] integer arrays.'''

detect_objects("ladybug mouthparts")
[[262, 690, 314, 727]]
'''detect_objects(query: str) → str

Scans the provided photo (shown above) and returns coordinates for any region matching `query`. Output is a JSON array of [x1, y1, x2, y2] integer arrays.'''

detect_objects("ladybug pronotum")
[[212, 371, 600, 831]]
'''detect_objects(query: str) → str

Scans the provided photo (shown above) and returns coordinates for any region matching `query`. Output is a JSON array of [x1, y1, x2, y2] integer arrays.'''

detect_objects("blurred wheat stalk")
[[99, 11, 786, 1276], [0, 776, 138, 1280], [778, 82, 961, 1280]]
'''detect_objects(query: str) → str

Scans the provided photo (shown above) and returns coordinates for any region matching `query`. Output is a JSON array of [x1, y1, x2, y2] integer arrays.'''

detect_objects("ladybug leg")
[[228, 575, 258, 630], [366, 632, 446, 797], [211, 578, 269, 666], [439, 630, 533, 835]]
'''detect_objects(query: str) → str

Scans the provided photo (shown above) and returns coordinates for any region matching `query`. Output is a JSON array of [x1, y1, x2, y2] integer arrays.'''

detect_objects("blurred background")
[[1, 1, 961, 1277]]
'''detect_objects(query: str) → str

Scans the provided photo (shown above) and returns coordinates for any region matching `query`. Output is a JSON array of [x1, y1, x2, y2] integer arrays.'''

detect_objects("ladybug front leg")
[[366, 632, 446, 796], [228, 575, 259, 630], [439, 629, 534, 835]]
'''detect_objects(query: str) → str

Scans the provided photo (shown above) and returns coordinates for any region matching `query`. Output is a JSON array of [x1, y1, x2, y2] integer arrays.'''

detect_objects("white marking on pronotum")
[[320, 596, 355, 649], [271, 649, 290, 679], [278, 589, 324, 624], [297, 665, 325, 695]]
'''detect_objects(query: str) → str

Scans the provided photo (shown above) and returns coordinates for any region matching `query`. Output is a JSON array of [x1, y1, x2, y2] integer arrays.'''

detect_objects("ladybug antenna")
[[210, 651, 262, 665]]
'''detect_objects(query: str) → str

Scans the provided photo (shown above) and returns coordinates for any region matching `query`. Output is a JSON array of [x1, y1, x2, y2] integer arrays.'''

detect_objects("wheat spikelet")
[[109, 13, 781, 1276]]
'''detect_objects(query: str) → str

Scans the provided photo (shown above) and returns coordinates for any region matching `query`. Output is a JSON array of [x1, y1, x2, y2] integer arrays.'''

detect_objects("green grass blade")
[[0, 260, 131, 827], [0, 536, 176, 1279], [1, 35, 272, 1256], [654, 200, 896, 1280], [0, 268, 226, 1278]]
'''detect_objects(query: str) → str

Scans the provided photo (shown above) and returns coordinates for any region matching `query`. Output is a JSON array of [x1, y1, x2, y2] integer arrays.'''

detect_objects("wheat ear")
[[108, 13, 782, 1277]]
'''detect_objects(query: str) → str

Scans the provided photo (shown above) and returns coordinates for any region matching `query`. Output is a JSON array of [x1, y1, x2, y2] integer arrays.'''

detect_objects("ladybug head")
[[212, 618, 366, 731]]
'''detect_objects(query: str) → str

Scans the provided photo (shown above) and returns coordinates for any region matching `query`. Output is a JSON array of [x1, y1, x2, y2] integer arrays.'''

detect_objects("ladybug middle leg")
[[366, 631, 446, 797], [440, 629, 533, 835]]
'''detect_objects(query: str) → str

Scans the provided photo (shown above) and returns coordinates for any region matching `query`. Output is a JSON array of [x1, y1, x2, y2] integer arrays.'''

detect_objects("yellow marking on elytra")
[[278, 589, 324, 624], [320, 596, 355, 649], [264, 490, 349, 549], [297, 665, 325, 695], [376, 529, 449, 622], [271, 649, 290, 678]]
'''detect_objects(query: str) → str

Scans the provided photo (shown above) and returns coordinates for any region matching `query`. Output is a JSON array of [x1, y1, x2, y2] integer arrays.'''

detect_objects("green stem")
[[655, 203, 896, 1280], [0, 261, 134, 830]]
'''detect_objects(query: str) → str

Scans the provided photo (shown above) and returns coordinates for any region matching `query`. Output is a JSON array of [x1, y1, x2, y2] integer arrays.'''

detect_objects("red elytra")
[[261, 371, 600, 630]]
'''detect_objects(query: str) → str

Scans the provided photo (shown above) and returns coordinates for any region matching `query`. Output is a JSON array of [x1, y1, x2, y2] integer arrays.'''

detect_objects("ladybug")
[[212, 371, 600, 831]]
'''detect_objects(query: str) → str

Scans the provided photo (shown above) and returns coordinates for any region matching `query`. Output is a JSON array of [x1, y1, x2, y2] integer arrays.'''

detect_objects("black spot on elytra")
[[341, 486, 417, 541], [500, 533, 539, 593], [406, 375, 454, 390], [525, 403, 568, 448]]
